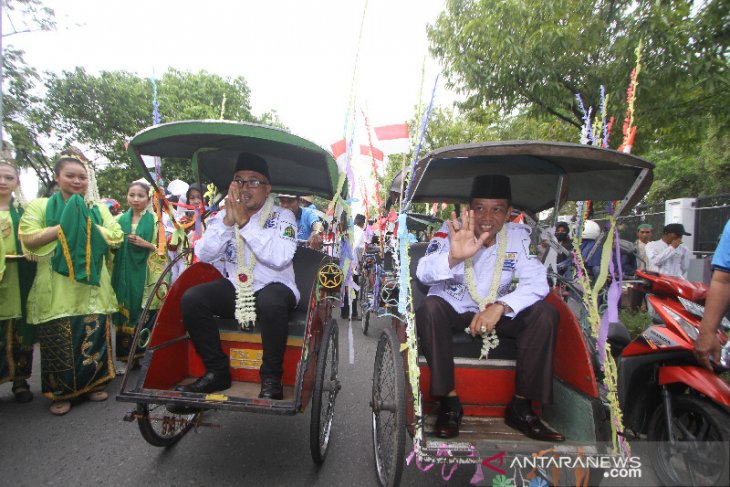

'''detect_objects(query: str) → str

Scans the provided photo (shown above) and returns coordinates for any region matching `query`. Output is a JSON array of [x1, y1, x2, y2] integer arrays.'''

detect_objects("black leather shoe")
[[505, 402, 565, 442], [434, 405, 463, 439], [259, 377, 283, 400], [175, 371, 231, 394]]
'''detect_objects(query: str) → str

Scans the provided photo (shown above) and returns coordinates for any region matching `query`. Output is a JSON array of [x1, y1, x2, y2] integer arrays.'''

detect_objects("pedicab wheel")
[[136, 402, 201, 447], [647, 395, 730, 486], [310, 318, 340, 465], [371, 327, 406, 487]]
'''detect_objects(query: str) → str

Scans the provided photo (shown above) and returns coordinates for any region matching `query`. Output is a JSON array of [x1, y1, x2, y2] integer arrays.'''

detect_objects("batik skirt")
[[36, 314, 115, 400], [115, 310, 157, 362], [0, 318, 34, 384]]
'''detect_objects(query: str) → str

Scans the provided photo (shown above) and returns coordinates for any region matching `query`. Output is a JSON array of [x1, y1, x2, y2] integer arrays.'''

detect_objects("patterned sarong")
[[115, 310, 157, 361], [0, 319, 33, 384], [36, 314, 115, 400]]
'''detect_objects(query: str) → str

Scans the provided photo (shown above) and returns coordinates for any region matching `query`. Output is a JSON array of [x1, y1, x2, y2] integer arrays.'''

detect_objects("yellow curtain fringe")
[[57, 228, 75, 282], [85, 216, 92, 281]]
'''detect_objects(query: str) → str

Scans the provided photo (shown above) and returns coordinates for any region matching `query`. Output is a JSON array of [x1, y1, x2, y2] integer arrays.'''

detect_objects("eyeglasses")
[[233, 178, 268, 188]]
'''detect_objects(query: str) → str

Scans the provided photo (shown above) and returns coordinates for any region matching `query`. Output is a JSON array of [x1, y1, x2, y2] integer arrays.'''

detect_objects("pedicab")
[[370, 140, 654, 486], [116, 120, 344, 465]]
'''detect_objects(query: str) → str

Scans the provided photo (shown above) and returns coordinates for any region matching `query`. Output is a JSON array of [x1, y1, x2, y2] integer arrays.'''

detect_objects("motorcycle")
[[612, 269, 730, 486]]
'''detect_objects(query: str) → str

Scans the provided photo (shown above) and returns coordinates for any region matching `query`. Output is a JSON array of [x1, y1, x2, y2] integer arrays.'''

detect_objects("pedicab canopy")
[[402, 141, 654, 215], [127, 120, 340, 200]]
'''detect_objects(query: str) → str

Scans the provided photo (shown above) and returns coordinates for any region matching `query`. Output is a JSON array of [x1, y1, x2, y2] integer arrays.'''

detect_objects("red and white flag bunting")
[[373, 123, 410, 155], [360, 144, 384, 162]]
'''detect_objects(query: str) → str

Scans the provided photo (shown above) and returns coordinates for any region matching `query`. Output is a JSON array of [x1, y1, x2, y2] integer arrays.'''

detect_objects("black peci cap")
[[234, 152, 270, 181], [469, 174, 512, 200]]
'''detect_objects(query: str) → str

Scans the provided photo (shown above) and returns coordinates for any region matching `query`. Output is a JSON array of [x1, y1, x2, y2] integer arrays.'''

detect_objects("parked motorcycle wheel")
[[647, 395, 730, 486]]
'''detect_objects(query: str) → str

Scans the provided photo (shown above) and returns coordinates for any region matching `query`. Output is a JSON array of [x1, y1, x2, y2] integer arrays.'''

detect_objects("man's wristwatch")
[[495, 300, 512, 315]]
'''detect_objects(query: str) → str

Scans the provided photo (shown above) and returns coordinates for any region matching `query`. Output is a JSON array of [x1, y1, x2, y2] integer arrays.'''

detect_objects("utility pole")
[[1, 0, 4, 144]]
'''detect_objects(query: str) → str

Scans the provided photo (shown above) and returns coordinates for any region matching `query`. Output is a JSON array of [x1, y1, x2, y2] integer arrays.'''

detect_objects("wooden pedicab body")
[[115, 121, 344, 464], [370, 141, 654, 486]]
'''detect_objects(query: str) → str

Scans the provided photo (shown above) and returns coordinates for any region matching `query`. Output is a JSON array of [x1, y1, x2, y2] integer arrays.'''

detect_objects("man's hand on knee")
[[468, 303, 505, 336]]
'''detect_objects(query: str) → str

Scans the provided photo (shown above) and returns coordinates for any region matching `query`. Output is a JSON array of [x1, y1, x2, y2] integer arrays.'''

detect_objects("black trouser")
[[180, 279, 296, 380], [415, 295, 559, 404]]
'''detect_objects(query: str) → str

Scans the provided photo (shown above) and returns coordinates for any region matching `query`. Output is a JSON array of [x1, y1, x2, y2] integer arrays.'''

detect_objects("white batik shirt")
[[645, 239, 690, 279], [194, 204, 300, 303], [416, 222, 549, 316]]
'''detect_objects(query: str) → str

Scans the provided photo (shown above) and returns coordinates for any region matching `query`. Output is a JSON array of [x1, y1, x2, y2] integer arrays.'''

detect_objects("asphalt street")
[[0, 314, 478, 487]]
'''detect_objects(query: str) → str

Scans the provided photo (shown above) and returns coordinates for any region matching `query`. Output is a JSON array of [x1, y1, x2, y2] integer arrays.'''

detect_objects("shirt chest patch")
[[264, 212, 278, 229], [426, 240, 442, 255], [502, 252, 518, 271], [444, 282, 466, 300], [280, 222, 296, 240], [224, 242, 236, 262]]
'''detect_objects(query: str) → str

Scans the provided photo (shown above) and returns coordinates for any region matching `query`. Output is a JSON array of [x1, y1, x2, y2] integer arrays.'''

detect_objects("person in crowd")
[[111, 181, 167, 362], [579, 220, 603, 283], [694, 218, 730, 370], [101, 198, 121, 216], [416, 175, 563, 442], [341, 213, 366, 319], [177, 153, 299, 399], [646, 223, 691, 278], [634, 223, 653, 271], [300, 195, 316, 210], [277, 194, 323, 250], [0, 159, 36, 403], [19, 151, 123, 415]]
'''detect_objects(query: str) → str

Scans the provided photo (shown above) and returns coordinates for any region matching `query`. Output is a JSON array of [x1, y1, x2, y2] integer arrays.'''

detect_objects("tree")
[[428, 0, 729, 153], [40, 68, 268, 201]]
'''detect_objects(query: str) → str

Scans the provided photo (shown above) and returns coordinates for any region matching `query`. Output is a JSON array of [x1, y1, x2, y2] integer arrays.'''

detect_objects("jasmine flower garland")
[[464, 226, 508, 359], [234, 196, 274, 329]]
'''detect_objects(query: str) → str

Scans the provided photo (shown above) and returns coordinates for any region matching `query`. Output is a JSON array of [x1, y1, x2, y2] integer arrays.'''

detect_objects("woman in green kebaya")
[[19, 152, 123, 415], [112, 181, 167, 362], [0, 159, 36, 403]]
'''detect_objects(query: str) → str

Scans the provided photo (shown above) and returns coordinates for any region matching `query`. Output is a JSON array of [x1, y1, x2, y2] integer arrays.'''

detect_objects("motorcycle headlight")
[[679, 296, 730, 332], [664, 306, 699, 341]]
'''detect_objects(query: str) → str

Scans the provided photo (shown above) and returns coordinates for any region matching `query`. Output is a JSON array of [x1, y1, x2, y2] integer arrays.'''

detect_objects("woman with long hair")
[[111, 181, 167, 362], [19, 152, 123, 415]]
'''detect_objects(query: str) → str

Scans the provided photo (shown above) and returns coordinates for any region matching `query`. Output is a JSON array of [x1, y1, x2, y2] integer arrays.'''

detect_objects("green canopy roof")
[[127, 120, 339, 199]]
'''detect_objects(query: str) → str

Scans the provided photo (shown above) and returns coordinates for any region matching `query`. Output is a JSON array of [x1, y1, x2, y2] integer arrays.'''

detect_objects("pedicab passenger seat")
[[214, 247, 325, 340], [408, 242, 518, 360]]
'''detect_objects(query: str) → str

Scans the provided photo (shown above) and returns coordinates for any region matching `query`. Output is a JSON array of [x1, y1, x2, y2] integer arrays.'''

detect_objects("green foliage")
[[35, 67, 267, 201], [424, 0, 729, 201], [619, 309, 651, 339], [1, 0, 56, 36]]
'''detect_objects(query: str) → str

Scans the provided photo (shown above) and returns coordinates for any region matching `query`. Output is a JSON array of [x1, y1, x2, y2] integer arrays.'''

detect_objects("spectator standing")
[[646, 223, 691, 278], [635, 223, 653, 271]]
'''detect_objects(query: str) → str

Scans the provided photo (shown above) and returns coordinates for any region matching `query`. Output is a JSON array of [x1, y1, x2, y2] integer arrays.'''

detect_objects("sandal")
[[85, 390, 108, 402], [12, 380, 34, 404], [50, 400, 72, 415]]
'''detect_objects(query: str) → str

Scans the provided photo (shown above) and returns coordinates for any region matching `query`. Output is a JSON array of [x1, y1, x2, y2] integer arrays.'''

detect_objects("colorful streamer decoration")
[[618, 40, 643, 154]]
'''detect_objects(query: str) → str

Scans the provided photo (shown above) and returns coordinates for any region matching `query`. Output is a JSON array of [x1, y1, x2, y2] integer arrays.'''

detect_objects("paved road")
[[0, 315, 478, 487]]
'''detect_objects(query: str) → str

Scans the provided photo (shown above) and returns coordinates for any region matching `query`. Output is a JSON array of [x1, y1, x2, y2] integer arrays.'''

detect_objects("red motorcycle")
[[613, 270, 730, 486]]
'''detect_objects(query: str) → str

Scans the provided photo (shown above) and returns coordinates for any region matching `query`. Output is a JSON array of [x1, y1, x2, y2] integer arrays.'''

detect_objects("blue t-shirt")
[[296, 206, 321, 240], [711, 219, 730, 273]]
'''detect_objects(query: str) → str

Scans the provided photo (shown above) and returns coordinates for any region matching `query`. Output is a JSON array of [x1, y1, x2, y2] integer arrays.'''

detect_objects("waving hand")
[[446, 208, 490, 267]]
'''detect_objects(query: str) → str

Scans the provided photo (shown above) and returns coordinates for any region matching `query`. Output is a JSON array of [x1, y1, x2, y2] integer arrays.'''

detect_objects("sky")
[[5, 0, 453, 147], [5, 0, 455, 198]]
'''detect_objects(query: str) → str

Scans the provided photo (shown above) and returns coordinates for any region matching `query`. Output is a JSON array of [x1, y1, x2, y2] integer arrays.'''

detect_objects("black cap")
[[234, 152, 270, 181], [663, 223, 691, 236], [556, 222, 570, 231], [469, 174, 511, 200]]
